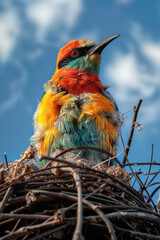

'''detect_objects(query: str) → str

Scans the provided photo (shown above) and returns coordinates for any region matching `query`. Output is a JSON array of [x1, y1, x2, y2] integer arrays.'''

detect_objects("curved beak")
[[87, 34, 120, 56]]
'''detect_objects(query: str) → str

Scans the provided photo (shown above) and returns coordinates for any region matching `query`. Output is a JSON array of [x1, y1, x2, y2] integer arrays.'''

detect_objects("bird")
[[32, 35, 120, 167]]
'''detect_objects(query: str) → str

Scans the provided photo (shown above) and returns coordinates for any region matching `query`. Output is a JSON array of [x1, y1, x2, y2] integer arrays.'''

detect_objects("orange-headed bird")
[[32, 35, 120, 166]]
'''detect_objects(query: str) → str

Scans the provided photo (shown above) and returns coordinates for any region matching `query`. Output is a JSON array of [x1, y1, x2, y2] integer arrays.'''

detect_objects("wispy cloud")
[[24, 0, 83, 45], [0, 9, 20, 62], [105, 23, 160, 125], [25, 49, 43, 62], [0, 0, 84, 114], [0, 0, 84, 62]]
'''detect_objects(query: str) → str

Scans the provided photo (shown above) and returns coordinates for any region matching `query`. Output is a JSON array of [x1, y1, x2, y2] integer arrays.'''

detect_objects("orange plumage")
[[32, 35, 120, 166]]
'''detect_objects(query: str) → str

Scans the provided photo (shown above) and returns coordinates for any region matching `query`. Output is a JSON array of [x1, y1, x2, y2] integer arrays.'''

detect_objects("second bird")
[[32, 35, 120, 166]]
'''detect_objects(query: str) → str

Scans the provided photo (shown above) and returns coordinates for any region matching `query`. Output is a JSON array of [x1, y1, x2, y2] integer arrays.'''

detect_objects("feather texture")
[[32, 39, 120, 166]]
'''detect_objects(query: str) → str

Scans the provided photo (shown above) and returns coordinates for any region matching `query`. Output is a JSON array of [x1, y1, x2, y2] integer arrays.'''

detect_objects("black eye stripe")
[[58, 45, 95, 69]]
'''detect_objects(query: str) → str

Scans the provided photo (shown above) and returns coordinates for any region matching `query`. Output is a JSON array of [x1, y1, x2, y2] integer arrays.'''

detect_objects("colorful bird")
[[32, 35, 120, 166]]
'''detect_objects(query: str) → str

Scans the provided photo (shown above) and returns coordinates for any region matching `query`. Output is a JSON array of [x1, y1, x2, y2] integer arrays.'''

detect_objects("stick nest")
[[0, 146, 160, 240]]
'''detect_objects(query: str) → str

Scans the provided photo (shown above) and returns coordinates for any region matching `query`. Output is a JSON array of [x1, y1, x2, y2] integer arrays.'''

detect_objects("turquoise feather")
[[48, 94, 118, 165]]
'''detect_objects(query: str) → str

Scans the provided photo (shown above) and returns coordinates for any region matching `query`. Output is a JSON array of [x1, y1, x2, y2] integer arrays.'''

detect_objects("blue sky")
[[0, 0, 160, 202]]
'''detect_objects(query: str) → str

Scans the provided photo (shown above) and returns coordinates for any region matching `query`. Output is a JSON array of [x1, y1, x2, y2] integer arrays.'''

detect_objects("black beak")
[[87, 34, 120, 56]]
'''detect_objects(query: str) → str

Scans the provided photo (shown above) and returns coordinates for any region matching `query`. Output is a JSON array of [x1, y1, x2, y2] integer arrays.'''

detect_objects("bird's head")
[[51, 35, 120, 94]]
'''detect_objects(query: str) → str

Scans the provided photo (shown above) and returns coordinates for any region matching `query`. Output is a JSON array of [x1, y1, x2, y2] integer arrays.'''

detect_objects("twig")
[[134, 170, 160, 176], [147, 171, 159, 185], [133, 170, 157, 211], [72, 169, 84, 240], [123, 162, 160, 167], [10, 219, 21, 233], [67, 211, 160, 224], [0, 213, 50, 220], [82, 199, 117, 240], [106, 211, 160, 222], [146, 182, 160, 188], [4, 152, 8, 169], [119, 117, 148, 206], [115, 226, 160, 240], [62, 182, 107, 214], [93, 150, 124, 169], [29, 223, 71, 240], [29, 189, 118, 239], [144, 143, 154, 187], [132, 177, 137, 188], [148, 185, 160, 203], [122, 99, 143, 164], [0, 187, 13, 214], [0, 220, 55, 240], [39, 155, 146, 207], [44, 146, 122, 168]]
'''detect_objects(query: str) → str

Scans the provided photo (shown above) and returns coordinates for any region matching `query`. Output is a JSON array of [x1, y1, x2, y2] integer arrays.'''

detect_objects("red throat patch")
[[51, 67, 103, 95]]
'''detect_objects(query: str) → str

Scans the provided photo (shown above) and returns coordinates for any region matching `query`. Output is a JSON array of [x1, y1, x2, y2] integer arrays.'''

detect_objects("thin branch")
[[146, 182, 160, 188], [147, 171, 159, 185], [148, 185, 160, 203], [93, 150, 124, 169], [0, 213, 50, 220], [130, 167, 157, 211], [115, 226, 160, 240], [72, 169, 84, 240], [10, 219, 21, 233], [67, 211, 160, 224], [122, 99, 143, 164], [4, 152, 8, 169], [29, 223, 71, 240], [144, 143, 154, 187], [123, 162, 160, 167], [82, 199, 117, 240], [63, 182, 107, 214], [44, 146, 122, 168], [0, 187, 13, 214], [39, 155, 146, 207], [0, 220, 55, 240]]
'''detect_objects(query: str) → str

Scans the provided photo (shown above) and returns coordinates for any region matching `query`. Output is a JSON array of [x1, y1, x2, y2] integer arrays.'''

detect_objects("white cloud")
[[130, 23, 160, 70], [142, 42, 160, 66], [106, 51, 155, 102], [0, 0, 84, 114], [25, 0, 83, 43], [0, 91, 23, 114], [105, 23, 160, 124], [0, 0, 83, 61], [0, 10, 20, 62]]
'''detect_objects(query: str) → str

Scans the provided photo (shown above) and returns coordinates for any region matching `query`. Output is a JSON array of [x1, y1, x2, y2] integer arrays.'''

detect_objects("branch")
[[144, 143, 154, 187], [72, 169, 84, 240], [122, 99, 143, 164], [0, 187, 13, 214]]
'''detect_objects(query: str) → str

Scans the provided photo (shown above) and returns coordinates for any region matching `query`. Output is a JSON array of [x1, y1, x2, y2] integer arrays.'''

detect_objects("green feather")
[[66, 57, 100, 75]]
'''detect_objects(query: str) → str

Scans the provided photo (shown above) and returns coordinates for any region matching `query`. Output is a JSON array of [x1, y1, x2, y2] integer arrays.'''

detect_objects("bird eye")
[[71, 49, 79, 58]]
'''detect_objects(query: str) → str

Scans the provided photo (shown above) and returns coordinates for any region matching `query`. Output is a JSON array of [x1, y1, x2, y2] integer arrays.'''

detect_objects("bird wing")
[[32, 90, 69, 156], [78, 92, 120, 155], [102, 87, 119, 112]]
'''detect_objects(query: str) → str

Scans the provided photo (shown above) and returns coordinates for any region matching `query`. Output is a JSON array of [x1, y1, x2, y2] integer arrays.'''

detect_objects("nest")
[[0, 146, 160, 240]]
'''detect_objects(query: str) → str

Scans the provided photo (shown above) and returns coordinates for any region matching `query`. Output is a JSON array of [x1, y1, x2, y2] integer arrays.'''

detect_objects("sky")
[[0, 0, 160, 202]]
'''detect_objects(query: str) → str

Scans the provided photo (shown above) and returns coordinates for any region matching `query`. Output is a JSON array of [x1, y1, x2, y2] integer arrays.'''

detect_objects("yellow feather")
[[40, 128, 59, 155], [36, 92, 69, 129], [78, 93, 118, 155]]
